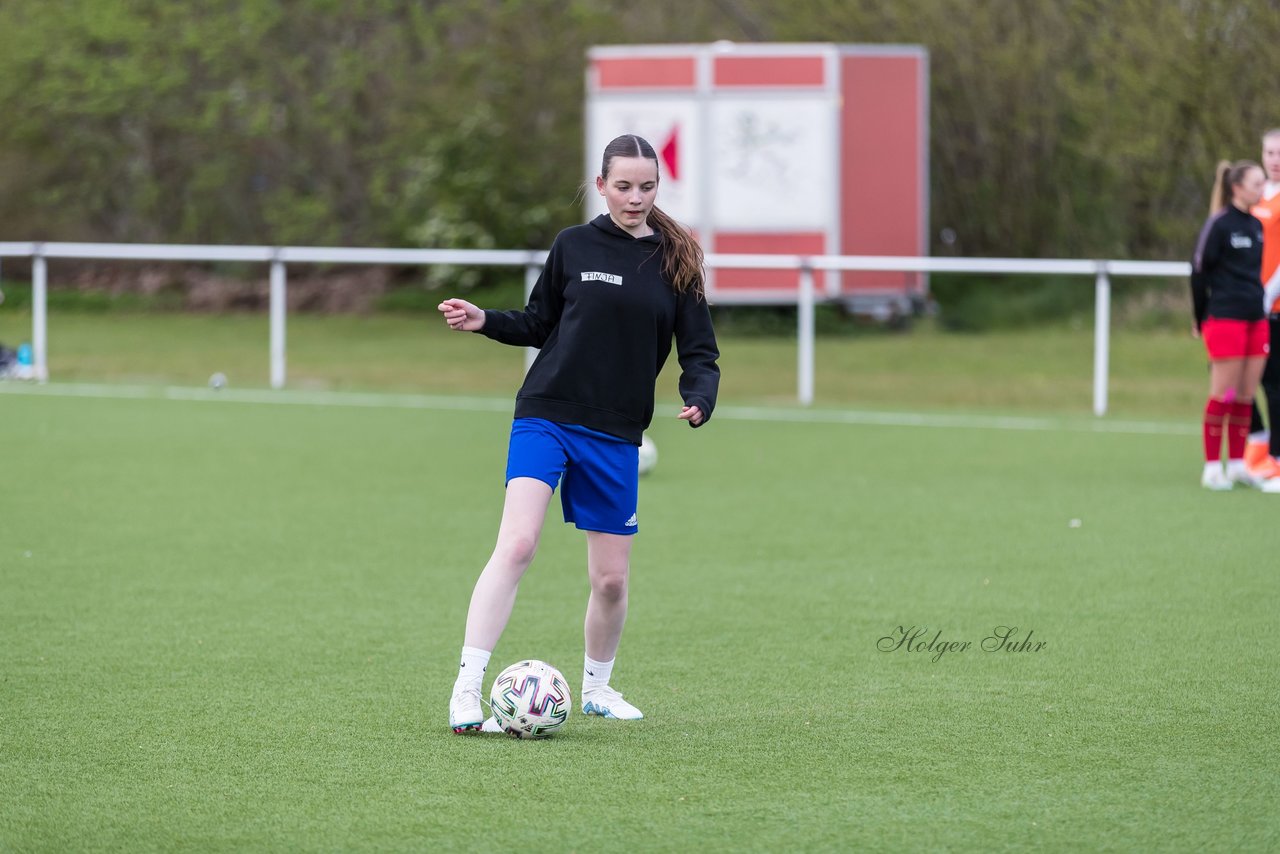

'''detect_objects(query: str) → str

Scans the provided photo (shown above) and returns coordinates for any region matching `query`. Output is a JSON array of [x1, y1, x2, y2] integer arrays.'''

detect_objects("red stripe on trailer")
[[712, 233, 827, 290], [593, 57, 697, 89], [713, 56, 826, 88], [840, 53, 925, 294]]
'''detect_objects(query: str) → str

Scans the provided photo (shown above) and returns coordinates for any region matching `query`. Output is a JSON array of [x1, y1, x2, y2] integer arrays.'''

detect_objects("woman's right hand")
[[438, 298, 485, 332]]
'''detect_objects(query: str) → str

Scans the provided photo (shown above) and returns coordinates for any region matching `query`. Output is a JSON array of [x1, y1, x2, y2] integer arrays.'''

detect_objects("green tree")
[[1, 0, 1277, 317]]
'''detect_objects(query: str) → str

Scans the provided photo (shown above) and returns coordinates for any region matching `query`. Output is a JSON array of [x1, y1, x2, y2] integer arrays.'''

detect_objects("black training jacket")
[[1191, 205, 1266, 327], [477, 214, 720, 444]]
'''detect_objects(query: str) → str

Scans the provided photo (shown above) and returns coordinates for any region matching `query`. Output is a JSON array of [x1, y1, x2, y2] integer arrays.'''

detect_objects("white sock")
[[583, 655, 614, 693], [1226, 459, 1247, 478], [1204, 461, 1222, 477], [1249, 431, 1269, 444], [454, 646, 491, 691]]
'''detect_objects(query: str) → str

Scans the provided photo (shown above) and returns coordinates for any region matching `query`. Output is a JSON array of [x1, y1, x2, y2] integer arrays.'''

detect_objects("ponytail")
[[647, 205, 706, 298], [1209, 160, 1231, 215]]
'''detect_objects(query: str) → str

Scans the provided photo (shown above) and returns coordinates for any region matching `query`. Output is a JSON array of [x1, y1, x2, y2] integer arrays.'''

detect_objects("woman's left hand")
[[678, 405, 703, 426]]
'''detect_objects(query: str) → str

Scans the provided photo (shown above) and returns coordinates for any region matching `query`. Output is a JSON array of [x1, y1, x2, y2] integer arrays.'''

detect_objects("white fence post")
[[524, 261, 539, 374], [269, 254, 286, 389], [798, 264, 815, 406], [32, 246, 48, 383], [1093, 263, 1111, 417]]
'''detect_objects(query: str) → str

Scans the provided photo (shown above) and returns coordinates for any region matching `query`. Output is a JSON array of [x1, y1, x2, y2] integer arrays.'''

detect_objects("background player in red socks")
[[1191, 160, 1273, 490], [1243, 129, 1280, 478]]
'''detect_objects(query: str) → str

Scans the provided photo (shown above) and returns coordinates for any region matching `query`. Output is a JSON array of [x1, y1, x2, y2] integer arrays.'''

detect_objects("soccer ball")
[[489, 660, 572, 739], [638, 433, 658, 476]]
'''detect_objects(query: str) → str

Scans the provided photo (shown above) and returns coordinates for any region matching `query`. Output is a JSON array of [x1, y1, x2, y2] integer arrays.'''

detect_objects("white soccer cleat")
[[581, 685, 644, 720], [1201, 467, 1233, 491], [449, 684, 484, 734], [1261, 477, 1280, 494], [1227, 468, 1265, 490], [481, 716, 505, 733]]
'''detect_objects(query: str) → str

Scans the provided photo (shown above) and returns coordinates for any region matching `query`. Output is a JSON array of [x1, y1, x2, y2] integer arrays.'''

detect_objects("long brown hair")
[[600, 134, 705, 298], [1209, 159, 1262, 214]]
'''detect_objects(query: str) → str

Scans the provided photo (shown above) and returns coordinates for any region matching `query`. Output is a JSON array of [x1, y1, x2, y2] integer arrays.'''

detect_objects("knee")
[[495, 533, 539, 570], [591, 567, 629, 602]]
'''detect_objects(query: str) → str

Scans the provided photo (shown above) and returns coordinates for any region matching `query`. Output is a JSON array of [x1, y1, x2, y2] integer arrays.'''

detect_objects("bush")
[[930, 274, 1094, 332]]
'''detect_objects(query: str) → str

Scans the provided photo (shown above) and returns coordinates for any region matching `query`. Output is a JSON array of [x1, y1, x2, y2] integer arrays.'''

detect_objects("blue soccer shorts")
[[504, 418, 639, 535]]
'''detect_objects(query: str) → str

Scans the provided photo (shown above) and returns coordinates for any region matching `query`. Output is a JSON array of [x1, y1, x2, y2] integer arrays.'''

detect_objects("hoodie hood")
[[589, 213, 661, 244]]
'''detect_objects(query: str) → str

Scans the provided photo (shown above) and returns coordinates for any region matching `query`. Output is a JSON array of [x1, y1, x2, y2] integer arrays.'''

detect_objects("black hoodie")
[[478, 214, 720, 444], [1190, 205, 1265, 328]]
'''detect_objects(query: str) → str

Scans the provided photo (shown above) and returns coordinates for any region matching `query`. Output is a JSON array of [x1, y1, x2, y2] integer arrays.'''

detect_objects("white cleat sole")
[[582, 701, 644, 720]]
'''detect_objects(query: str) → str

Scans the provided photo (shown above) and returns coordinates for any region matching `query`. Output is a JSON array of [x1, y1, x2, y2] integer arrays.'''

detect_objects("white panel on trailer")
[[709, 97, 836, 230]]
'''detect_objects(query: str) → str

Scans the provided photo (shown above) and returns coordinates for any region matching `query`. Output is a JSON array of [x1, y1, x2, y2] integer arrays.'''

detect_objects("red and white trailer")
[[586, 42, 929, 317]]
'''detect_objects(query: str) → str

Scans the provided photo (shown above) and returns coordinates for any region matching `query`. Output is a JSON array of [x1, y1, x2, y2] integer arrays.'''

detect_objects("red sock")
[[1228, 400, 1253, 461], [1204, 397, 1227, 462]]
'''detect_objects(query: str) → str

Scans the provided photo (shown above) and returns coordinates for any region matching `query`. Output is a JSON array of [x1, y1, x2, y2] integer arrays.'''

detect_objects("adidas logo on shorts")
[[625, 513, 638, 527]]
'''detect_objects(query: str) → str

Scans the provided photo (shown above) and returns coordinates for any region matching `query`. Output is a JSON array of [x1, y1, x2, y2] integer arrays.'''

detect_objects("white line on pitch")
[[0, 381, 1195, 436]]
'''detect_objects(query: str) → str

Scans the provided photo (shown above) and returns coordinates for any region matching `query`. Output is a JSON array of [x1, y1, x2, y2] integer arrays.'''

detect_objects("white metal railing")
[[0, 241, 1192, 415]]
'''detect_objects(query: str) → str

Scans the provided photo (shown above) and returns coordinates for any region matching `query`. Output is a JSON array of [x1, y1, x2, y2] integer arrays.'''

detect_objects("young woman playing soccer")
[[1191, 160, 1272, 490], [438, 134, 721, 732]]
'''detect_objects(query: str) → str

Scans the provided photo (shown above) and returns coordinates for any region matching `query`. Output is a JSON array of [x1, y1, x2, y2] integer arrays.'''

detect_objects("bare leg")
[[463, 477, 553, 651], [1209, 358, 1246, 400], [583, 532, 635, 662], [1239, 356, 1267, 399]]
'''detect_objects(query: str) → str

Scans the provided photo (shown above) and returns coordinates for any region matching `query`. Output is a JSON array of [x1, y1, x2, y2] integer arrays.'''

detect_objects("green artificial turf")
[[1, 388, 1276, 851]]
